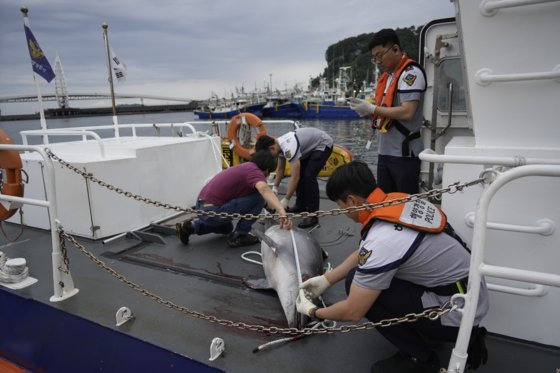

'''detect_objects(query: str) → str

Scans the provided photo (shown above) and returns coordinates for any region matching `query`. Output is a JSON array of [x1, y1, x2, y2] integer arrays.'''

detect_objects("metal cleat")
[[115, 306, 134, 327], [209, 337, 225, 361]]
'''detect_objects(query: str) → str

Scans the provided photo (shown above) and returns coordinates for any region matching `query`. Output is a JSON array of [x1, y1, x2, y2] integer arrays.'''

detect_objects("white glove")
[[272, 185, 279, 195], [300, 275, 332, 299], [349, 98, 376, 117], [296, 289, 317, 317], [280, 197, 290, 208]]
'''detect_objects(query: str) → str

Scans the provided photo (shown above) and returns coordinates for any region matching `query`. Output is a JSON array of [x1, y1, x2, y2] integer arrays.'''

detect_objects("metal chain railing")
[[45, 148, 485, 221], [58, 227, 458, 335]]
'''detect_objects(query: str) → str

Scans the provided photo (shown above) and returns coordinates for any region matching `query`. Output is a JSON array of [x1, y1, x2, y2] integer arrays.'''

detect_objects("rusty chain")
[[58, 227, 458, 335], [45, 148, 485, 221]]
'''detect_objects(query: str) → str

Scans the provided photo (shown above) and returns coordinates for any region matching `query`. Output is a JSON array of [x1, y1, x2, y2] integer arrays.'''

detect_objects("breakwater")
[[1, 102, 200, 121]]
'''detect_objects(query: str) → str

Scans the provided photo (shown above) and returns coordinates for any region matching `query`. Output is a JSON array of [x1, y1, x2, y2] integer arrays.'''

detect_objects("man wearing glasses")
[[350, 28, 426, 195]]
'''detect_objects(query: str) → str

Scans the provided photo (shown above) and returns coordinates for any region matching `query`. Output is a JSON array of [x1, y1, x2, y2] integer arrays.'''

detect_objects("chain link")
[[45, 148, 485, 221], [47, 147, 465, 334], [57, 227, 457, 335], [58, 233, 71, 274]]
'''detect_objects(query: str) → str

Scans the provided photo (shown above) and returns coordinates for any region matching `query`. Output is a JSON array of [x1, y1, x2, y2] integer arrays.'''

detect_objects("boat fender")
[[0, 128, 24, 221], [227, 113, 267, 160]]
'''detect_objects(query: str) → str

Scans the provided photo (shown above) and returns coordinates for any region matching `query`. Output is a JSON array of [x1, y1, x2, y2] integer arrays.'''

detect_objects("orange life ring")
[[0, 128, 24, 221], [227, 113, 267, 160]]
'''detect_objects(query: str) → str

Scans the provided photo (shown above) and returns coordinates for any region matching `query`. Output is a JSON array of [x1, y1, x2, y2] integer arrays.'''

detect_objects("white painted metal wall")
[[433, 0, 560, 347], [13, 136, 222, 239]]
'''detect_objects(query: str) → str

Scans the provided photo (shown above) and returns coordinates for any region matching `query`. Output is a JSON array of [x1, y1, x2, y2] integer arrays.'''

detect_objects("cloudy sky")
[[0, 0, 454, 114]]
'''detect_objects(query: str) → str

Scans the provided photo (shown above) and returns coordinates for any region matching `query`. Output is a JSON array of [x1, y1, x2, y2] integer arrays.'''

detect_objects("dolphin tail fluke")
[[244, 277, 274, 290]]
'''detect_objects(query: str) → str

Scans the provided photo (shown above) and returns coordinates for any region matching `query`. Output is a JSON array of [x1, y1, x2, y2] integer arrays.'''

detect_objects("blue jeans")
[[193, 192, 265, 235]]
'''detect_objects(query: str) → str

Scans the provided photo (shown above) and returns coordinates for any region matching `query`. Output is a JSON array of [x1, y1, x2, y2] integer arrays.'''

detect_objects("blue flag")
[[24, 25, 55, 83]]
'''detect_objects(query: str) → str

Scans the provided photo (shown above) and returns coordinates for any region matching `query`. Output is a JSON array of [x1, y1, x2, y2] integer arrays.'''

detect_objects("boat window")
[[436, 58, 466, 113]]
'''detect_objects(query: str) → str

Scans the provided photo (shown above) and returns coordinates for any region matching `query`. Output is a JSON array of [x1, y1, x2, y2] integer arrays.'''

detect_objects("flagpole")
[[102, 22, 119, 138], [20, 7, 49, 145]]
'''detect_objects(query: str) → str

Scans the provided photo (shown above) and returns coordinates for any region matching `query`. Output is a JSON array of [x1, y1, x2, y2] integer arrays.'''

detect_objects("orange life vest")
[[372, 55, 425, 133], [358, 188, 446, 235]]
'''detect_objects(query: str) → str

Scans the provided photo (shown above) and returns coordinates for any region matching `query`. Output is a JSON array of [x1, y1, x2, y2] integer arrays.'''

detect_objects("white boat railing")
[[20, 122, 198, 140], [464, 212, 555, 236], [475, 65, 560, 86], [447, 164, 560, 373], [480, 0, 560, 16], [420, 149, 560, 166], [18, 119, 299, 146], [21, 130, 107, 157], [0, 144, 79, 302]]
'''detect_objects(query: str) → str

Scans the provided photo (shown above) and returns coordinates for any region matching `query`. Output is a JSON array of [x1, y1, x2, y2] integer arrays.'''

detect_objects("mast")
[[20, 7, 49, 144], [101, 22, 119, 137]]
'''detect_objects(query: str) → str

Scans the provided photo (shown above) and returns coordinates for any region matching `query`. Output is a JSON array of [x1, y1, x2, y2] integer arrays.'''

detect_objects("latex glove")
[[349, 98, 376, 117], [296, 289, 317, 317], [280, 197, 290, 208], [300, 275, 332, 299], [271, 185, 279, 195]]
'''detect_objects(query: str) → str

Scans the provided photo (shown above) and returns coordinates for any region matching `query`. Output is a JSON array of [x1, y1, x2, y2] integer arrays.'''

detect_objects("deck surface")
[[1, 192, 559, 372]]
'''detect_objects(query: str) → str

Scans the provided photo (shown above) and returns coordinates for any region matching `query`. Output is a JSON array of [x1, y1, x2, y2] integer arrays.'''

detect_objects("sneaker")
[[371, 351, 439, 373], [175, 220, 194, 245], [298, 216, 319, 229], [226, 232, 260, 248]]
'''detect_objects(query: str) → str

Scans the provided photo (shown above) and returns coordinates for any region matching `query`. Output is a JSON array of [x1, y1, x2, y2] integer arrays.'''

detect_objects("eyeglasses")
[[370, 46, 393, 64]]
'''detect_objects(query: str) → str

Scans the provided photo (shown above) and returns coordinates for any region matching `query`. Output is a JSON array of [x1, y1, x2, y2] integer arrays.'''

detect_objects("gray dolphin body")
[[250, 225, 323, 328]]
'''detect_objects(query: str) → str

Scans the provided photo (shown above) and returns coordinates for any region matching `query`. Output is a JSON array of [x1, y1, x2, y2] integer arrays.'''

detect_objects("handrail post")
[[448, 165, 560, 372], [0, 144, 79, 301]]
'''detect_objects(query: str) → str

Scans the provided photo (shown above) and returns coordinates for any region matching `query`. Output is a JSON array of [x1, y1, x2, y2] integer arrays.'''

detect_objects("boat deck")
[[1, 189, 559, 372]]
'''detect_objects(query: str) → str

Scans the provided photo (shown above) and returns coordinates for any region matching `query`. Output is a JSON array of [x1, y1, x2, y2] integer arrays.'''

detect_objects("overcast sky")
[[0, 0, 454, 114]]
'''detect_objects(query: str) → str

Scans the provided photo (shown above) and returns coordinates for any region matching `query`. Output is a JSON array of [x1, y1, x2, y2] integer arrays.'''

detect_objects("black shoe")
[[286, 205, 305, 213], [226, 232, 260, 248], [175, 220, 194, 245], [298, 216, 319, 229], [371, 352, 439, 373]]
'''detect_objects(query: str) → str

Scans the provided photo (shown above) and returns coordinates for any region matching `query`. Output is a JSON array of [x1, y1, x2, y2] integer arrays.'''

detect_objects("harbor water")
[[0, 111, 378, 168]]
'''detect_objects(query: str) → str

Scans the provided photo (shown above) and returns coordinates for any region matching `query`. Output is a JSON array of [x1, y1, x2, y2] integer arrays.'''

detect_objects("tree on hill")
[[311, 26, 422, 91]]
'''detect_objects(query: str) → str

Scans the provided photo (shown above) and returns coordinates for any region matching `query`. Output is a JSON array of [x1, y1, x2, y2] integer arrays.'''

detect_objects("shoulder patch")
[[284, 150, 292, 159], [358, 246, 372, 266], [403, 73, 417, 86], [404, 65, 414, 72]]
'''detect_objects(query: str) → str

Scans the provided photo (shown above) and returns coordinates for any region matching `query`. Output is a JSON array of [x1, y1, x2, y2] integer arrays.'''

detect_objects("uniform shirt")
[[278, 127, 333, 162], [198, 162, 265, 206], [378, 64, 426, 158], [354, 220, 489, 327]]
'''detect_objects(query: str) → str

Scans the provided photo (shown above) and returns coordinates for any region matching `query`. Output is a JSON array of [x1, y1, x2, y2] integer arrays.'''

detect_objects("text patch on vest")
[[399, 199, 441, 229]]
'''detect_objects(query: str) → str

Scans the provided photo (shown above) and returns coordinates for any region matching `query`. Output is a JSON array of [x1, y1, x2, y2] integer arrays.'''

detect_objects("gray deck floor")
[[1, 194, 559, 372]]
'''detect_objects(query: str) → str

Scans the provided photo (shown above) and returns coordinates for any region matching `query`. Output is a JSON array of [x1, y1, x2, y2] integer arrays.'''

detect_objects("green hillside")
[[312, 26, 422, 89]]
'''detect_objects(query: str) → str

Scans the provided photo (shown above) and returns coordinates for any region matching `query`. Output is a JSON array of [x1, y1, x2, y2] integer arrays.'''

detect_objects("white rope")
[[241, 251, 262, 266], [200, 132, 230, 168], [0, 251, 29, 283]]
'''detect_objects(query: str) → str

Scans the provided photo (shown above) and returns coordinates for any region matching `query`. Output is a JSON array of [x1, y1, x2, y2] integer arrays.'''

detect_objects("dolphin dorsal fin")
[[251, 228, 279, 255]]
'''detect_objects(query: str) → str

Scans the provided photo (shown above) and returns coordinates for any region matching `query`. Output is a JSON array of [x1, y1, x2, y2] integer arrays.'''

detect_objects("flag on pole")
[[23, 25, 55, 83], [109, 45, 127, 83]]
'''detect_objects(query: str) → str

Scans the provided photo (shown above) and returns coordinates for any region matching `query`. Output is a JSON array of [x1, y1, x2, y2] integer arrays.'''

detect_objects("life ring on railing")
[[0, 128, 24, 221], [227, 113, 267, 160]]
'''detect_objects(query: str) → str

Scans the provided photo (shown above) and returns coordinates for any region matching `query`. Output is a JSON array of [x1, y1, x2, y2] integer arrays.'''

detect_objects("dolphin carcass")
[[248, 225, 324, 328]]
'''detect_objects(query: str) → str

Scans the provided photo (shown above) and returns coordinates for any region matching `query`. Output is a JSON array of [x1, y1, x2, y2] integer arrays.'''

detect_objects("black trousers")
[[295, 146, 332, 212], [345, 268, 460, 362], [377, 154, 421, 194]]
